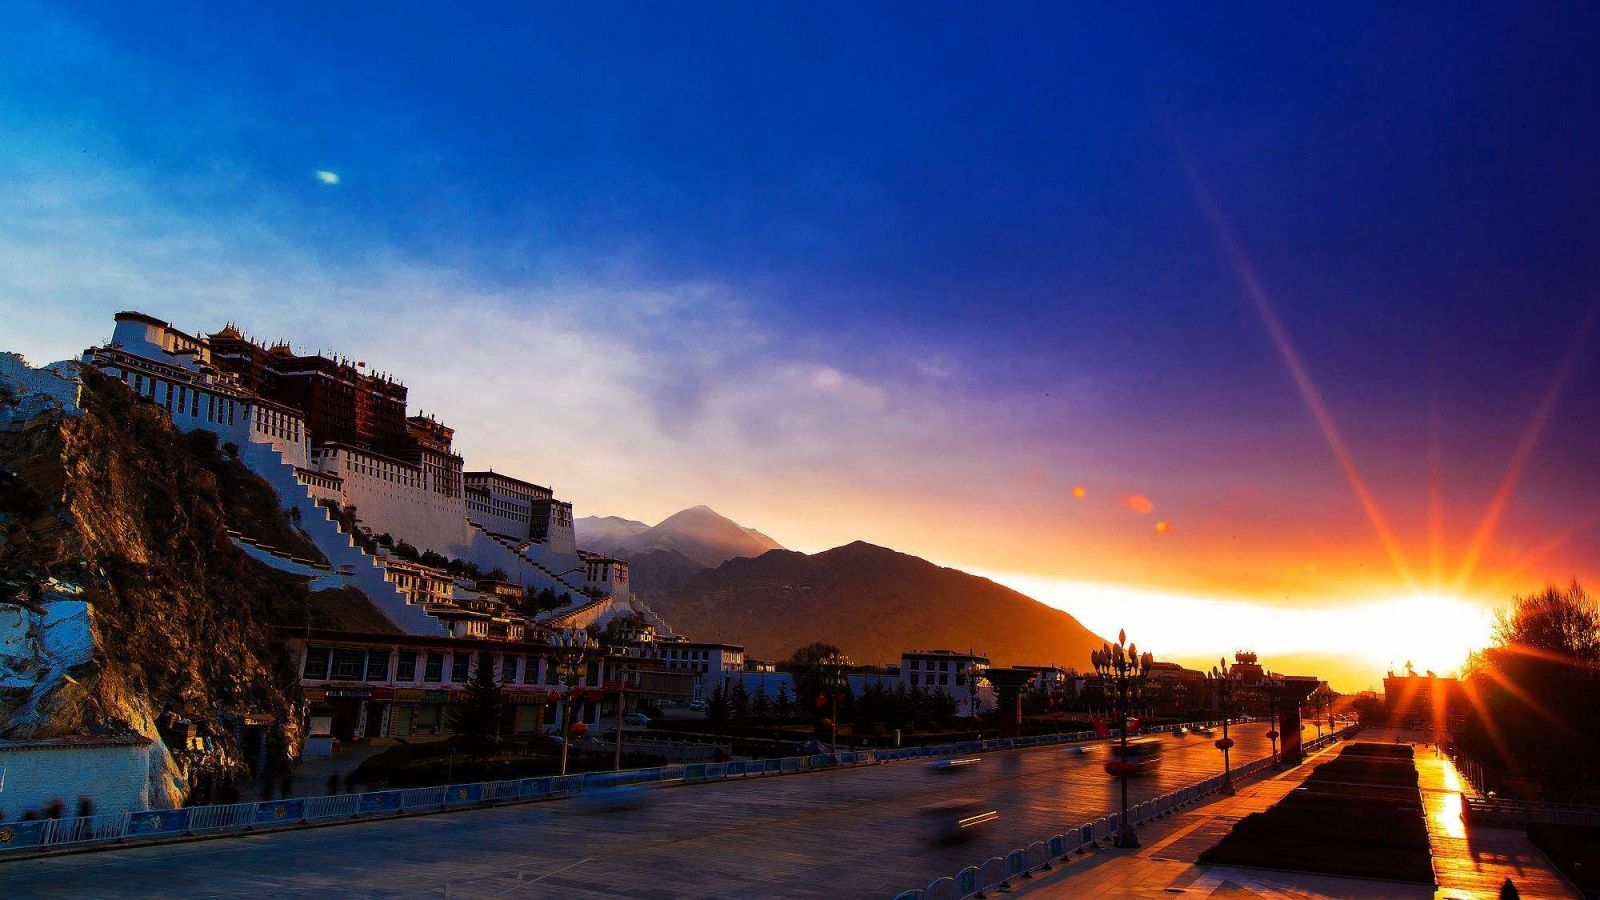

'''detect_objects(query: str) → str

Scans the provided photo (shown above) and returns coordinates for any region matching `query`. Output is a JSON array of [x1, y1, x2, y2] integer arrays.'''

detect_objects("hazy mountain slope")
[[651, 541, 1106, 668], [586, 505, 784, 569], [573, 514, 650, 556], [623, 547, 710, 593]]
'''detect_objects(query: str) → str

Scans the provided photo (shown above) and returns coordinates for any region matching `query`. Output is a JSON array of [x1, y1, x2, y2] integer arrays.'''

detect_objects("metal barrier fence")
[[0, 716, 1233, 859], [891, 724, 1362, 900], [1464, 796, 1600, 828]]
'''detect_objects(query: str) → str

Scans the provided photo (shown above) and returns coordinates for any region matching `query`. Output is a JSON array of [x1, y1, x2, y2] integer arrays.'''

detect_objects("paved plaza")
[[0, 723, 1295, 898]]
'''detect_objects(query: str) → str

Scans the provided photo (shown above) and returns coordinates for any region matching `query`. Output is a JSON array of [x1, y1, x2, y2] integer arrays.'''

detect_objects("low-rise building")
[[900, 649, 989, 716], [290, 629, 697, 754]]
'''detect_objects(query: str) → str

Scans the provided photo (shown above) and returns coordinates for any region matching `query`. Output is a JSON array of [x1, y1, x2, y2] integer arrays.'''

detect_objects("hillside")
[[577, 504, 783, 569], [651, 541, 1106, 668], [624, 547, 711, 593], [1, 358, 392, 807]]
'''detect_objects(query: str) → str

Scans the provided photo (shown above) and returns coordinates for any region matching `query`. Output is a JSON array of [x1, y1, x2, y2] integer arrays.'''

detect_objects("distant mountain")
[[577, 505, 784, 570], [650, 541, 1107, 668], [573, 515, 650, 557]]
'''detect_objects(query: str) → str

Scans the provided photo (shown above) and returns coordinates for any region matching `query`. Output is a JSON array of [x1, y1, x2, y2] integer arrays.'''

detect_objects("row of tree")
[[1455, 581, 1600, 796], [705, 679, 962, 730]]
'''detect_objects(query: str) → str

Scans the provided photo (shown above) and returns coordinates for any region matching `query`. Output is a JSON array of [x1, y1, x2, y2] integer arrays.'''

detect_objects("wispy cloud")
[[0, 160, 1097, 559]]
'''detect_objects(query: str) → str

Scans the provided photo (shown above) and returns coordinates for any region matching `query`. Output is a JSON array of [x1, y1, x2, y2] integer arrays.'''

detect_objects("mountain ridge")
[[650, 539, 1106, 669], [576, 504, 783, 570]]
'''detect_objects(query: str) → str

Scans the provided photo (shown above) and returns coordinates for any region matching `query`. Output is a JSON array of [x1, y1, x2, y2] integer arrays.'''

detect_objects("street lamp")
[[1091, 629, 1154, 849], [1205, 657, 1238, 795], [551, 628, 597, 776], [963, 651, 987, 722]]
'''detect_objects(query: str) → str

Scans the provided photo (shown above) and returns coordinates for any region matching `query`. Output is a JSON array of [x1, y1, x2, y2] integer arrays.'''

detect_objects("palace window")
[[331, 648, 365, 680], [451, 653, 471, 683], [365, 649, 390, 681], [396, 651, 418, 681], [424, 652, 444, 683], [302, 647, 331, 679]]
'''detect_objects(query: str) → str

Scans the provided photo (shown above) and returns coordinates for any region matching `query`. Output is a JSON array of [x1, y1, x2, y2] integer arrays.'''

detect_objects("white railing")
[[0, 717, 1258, 860]]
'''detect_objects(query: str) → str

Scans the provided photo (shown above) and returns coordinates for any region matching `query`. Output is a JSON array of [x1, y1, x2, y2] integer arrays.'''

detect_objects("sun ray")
[[1173, 145, 1418, 592], [1450, 302, 1600, 595], [1455, 677, 1530, 785], [1472, 657, 1576, 738], [1480, 510, 1600, 599], [1427, 379, 1444, 592]]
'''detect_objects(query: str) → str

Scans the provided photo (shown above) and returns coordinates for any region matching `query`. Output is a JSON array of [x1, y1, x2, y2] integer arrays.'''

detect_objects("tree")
[[708, 685, 730, 723], [484, 567, 509, 582], [419, 549, 448, 568], [773, 683, 795, 721], [393, 541, 420, 562], [1493, 581, 1600, 663], [1458, 581, 1600, 792], [730, 681, 751, 722], [524, 586, 561, 615], [447, 651, 504, 759], [750, 685, 772, 721], [787, 642, 851, 719]]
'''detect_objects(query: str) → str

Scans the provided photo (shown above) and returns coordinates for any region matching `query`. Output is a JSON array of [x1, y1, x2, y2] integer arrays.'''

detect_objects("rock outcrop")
[[1, 359, 386, 806]]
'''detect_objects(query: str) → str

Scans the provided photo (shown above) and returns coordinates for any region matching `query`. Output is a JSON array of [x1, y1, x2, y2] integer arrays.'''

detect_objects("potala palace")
[[86, 311, 674, 643]]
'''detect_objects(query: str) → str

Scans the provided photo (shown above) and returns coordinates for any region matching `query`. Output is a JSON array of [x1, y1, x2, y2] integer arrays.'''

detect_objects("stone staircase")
[[477, 528, 587, 596], [629, 597, 678, 638], [233, 441, 448, 635]]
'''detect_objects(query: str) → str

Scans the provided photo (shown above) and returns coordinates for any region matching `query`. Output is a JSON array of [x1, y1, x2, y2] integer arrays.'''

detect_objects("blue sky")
[[4, 2, 1599, 684]]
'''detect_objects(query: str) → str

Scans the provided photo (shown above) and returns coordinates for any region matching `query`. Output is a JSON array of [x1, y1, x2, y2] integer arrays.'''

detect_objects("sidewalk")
[[1017, 734, 1577, 899], [1014, 741, 1432, 899], [240, 744, 386, 801], [1411, 743, 1577, 899]]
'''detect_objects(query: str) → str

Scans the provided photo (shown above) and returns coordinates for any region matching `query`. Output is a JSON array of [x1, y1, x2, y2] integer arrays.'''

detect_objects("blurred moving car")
[[621, 713, 651, 727], [928, 757, 981, 773], [920, 799, 999, 844], [1109, 739, 1163, 775]]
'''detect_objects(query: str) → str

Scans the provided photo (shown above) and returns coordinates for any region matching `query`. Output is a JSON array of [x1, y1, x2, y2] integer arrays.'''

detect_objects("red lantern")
[[833, 691, 846, 703], [570, 721, 588, 737], [1104, 759, 1139, 778], [1126, 717, 1140, 732], [815, 694, 827, 709], [1266, 729, 1279, 740], [1215, 737, 1235, 751], [546, 690, 561, 705], [820, 717, 834, 729]]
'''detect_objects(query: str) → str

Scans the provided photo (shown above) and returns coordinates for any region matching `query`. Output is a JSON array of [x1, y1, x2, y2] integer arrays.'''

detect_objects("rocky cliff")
[[1, 358, 388, 807]]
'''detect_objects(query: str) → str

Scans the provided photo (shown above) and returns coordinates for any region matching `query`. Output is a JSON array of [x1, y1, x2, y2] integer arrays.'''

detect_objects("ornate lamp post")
[[1092, 629, 1154, 849], [1205, 658, 1237, 795], [551, 628, 597, 776]]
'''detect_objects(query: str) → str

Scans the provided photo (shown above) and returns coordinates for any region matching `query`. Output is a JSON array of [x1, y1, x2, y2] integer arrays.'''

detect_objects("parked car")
[[622, 713, 651, 728], [686, 699, 709, 712]]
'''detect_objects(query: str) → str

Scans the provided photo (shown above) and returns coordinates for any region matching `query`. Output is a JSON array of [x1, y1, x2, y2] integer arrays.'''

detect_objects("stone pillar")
[[984, 669, 1036, 738], [1277, 700, 1304, 764]]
